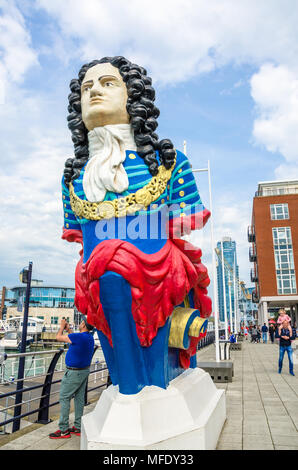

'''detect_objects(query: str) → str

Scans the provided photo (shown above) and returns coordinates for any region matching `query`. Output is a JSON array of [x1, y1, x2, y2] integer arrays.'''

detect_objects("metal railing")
[[250, 267, 258, 283], [0, 346, 108, 434], [249, 245, 257, 262], [197, 329, 225, 349], [247, 225, 255, 243], [0, 330, 223, 434], [255, 188, 298, 197], [251, 290, 259, 304]]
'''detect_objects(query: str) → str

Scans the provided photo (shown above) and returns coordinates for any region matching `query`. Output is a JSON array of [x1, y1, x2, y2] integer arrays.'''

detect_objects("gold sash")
[[69, 157, 176, 221]]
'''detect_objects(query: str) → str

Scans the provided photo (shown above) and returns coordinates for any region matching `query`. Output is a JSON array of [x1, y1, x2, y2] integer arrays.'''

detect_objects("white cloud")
[[251, 63, 298, 179], [0, 118, 78, 286], [2, 0, 298, 289], [0, 1, 38, 103], [34, 0, 298, 83], [33, 0, 298, 182]]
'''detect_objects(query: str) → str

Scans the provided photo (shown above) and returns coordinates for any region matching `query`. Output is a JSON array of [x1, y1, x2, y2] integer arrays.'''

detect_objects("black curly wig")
[[64, 56, 176, 184]]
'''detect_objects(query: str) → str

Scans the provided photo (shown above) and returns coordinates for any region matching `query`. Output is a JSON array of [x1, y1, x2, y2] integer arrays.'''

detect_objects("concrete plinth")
[[81, 368, 226, 450]]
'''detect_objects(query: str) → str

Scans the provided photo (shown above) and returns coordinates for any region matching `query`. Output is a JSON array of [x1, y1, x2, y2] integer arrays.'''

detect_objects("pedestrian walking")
[[261, 323, 268, 343], [277, 320, 295, 376], [269, 324, 275, 344], [256, 326, 261, 343], [49, 316, 95, 439], [251, 325, 258, 343], [244, 326, 249, 340]]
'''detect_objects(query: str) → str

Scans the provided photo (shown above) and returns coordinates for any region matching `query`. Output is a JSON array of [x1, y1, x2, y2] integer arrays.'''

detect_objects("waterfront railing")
[[0, 329, 222, 434], [0, 346, 108, 434]]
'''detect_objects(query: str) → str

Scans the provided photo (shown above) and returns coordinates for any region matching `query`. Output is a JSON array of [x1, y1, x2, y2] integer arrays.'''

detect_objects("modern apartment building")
[[216, 237, 239, 325], [248, 179, 298, 325], [2, 280, 77, 328]]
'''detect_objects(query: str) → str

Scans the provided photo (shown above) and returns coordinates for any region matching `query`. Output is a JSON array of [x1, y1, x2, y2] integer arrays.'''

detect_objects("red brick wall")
[[252, 194, 298, 297]]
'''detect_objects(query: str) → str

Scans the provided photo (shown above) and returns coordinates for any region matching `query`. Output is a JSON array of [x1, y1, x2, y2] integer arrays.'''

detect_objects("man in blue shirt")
[[261, 323, 268, 343], [49, 316, 95, 439], [277, 320, 295, 376]]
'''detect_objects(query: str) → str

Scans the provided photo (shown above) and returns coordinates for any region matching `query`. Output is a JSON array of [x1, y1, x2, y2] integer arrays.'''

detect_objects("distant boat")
[[0, 331, 33, 350], [18, 317, 44, 340], [0, 316, 44, 350]]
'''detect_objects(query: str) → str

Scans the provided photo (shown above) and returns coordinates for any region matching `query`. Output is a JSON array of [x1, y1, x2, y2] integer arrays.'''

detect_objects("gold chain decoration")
[[69, 156, 176, 221]]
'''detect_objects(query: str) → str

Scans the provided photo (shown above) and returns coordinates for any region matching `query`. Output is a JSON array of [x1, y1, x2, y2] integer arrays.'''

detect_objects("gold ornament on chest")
[[68, 156, 176, 221]]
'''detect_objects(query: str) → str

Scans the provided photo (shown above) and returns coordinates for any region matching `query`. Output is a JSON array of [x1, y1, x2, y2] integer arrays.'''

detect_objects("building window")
[[270, 203, 289, 220], [51, 316, 58, 325], [272, 227, 297, 295], [61, 289, 67, 298]]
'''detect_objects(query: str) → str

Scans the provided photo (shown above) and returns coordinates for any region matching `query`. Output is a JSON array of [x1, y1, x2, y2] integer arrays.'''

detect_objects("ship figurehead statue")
[[62, 56, 224, 449]]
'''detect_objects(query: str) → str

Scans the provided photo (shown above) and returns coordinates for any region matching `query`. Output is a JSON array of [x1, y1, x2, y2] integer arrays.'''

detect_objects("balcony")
[[255, 187, 298, 197], [247, 225, 255, 243], [251, 290, 259, 304], [249, 246, 257, 262], [250, 267, 258, 283]]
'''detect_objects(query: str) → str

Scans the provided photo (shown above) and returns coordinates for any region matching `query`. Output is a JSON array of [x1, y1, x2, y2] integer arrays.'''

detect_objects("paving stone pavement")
[[0, 339, 297, 451]]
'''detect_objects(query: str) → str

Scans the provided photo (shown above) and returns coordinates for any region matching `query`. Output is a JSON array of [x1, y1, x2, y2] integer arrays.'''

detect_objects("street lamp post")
[[12, 261, 33, 433], [192, 160, 220, 361], [228, 274, 233, 333], [233, 252, 238, 334], [221, 241, 229, 340]]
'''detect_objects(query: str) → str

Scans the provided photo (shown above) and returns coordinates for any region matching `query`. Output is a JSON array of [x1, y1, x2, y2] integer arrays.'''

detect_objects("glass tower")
[[216, 237, 239, 324]]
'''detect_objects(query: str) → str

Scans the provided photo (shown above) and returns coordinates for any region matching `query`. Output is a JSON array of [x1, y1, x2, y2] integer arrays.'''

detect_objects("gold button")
[[65, 213, 68, 218], [178, 178, 184, 184], [167, 184, 170, 190], [180, 213, 185, 217], [167, 196, 170, 200], [66, 223, 69, 228], [129, 153, 136, 159], [180, 202, 186, 208], [178, 169, 182, 173], [179, 191, 185, 197], [161, 199, 165, 204], [63, 195, 65, 199], [64, 203, 67, 208]]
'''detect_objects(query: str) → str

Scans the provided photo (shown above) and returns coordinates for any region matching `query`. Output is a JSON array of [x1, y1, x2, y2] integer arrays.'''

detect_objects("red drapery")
[[62, 209, 212, 367]]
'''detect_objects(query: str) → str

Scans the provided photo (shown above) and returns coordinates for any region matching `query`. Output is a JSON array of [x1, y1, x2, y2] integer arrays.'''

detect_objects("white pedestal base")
[[81, 368, 226, 450]]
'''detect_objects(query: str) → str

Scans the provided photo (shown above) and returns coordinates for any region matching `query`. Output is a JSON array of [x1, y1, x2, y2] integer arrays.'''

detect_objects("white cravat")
[[82, 124, 136, 202]]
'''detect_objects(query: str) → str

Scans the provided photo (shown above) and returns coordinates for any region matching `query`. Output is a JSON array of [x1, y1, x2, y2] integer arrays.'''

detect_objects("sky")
[[1, 0, 298, 295]]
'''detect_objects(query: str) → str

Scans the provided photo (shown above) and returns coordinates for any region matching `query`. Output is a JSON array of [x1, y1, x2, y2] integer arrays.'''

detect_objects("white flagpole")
[[221, 240, 228, 340], [228, 272, 233, 333], [233, 251, 238, 333], [207, 161, 220, 361], [192, 160, 220, 361]]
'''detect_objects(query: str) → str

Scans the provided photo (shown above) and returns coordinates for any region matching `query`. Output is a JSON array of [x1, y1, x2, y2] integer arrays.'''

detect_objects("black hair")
[[81, 315, 94, 332], [64, 56, 176, 184]]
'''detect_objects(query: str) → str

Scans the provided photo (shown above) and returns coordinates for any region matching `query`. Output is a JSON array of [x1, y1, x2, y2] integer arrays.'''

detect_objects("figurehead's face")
[[81, 63, 130, 130]]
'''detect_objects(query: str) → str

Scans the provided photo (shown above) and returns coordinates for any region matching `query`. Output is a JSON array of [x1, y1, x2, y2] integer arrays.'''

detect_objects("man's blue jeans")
[[279, 346, 294, 373], [262, 332, 267, 343]]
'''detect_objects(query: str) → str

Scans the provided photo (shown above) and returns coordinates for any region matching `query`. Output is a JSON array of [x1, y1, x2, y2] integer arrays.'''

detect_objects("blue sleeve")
[[68, 332, 80, 344], [168, 150, 206, 219], [62, 176, 82, 230]]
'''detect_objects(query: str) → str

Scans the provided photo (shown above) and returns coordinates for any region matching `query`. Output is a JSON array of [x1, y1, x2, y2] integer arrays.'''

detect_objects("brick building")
[[248, 179, 298, 326]]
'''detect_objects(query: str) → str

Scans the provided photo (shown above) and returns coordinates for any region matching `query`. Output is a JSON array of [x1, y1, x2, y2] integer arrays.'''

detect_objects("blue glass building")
[[216, 237, 239, 324], [4, 281, 75, 309]]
